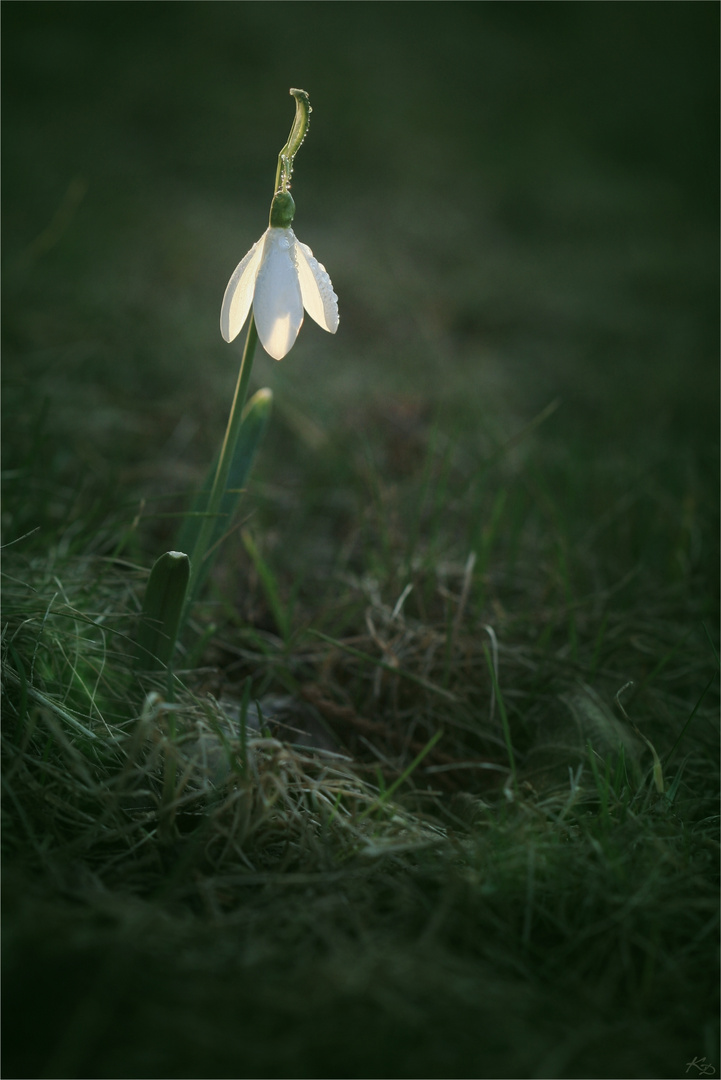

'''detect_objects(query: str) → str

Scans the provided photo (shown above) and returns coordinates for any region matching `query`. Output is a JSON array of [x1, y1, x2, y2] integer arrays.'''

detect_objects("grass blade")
[[242, 530, 290, 642], [358, 728, 444, 820]]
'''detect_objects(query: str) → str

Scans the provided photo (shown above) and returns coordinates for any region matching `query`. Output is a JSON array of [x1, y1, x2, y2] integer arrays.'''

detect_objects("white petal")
[[220, 233, 266, 342], [295, 240, 339, 334], [253, 228, 304, 360]]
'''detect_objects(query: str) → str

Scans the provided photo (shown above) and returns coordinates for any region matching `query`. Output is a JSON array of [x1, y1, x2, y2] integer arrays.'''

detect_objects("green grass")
[[3, 416, 717, 1077], [2, 5, 719, 1078]]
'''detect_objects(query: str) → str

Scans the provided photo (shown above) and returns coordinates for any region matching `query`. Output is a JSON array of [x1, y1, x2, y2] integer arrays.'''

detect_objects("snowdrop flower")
[[220, 190, 338, 360]]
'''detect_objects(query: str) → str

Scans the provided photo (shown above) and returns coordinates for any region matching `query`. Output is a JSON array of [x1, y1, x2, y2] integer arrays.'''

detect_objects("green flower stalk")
[[274, 87, 313, 195], [185, 88, 337, 613]]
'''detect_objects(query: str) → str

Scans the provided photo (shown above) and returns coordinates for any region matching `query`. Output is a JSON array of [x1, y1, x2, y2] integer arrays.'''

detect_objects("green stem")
[[274, 89, 312, 193], [186, 316, 258, 610]]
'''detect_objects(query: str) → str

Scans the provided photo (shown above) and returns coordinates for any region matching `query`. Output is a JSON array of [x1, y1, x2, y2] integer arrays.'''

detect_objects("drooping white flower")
[[220, 191, 338, 360]]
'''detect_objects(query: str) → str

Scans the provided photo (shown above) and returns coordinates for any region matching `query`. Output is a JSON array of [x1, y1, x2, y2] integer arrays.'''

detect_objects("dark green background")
[[3, 2, 718, 479]]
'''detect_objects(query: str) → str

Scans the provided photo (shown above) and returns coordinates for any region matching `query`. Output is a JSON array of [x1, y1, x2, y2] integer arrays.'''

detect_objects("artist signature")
[[686, 1058, 716, 1076]]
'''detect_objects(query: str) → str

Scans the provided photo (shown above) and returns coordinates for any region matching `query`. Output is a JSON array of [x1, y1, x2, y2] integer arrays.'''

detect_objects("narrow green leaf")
[[177, 388, 272, 605], [242, 529, 289, 642], [483, 642, 517, 783]]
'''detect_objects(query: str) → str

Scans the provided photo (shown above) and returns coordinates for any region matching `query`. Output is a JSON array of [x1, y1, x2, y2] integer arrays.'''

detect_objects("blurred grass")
[[2, 4, 719, 1078]]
